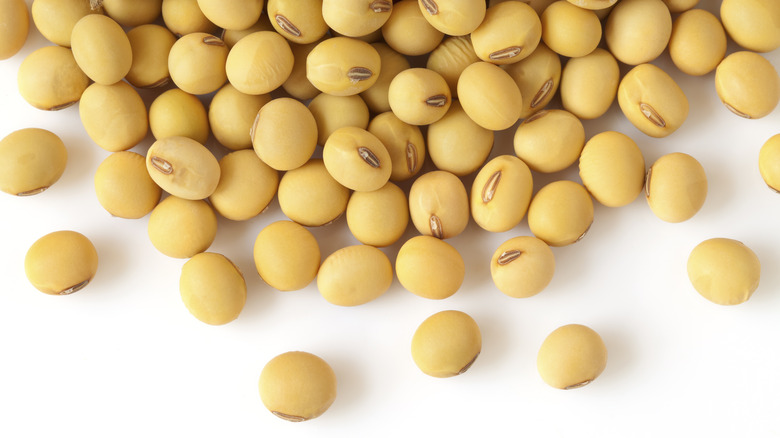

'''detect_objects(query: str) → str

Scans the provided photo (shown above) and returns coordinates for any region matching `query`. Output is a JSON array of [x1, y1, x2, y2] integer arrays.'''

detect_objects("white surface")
[[2, 3, 780, 437]]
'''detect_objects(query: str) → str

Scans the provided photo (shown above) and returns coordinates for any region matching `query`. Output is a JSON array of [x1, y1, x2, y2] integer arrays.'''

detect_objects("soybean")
[[168, 32, 228, 95], [470, 155, 533, 233], [147, 195, 218, 258], [470, 0, 541, 64], [70, 14, 132, 85], [527, 180, 594, 247], [361, 42, 411, 113], [346, 182, 409, 247], [196, 0, 264, 31], [267, 0, 329, 44], [145, 136, 220, 200], [317, 245, 393, 306], [208, 150, 279, 221], [645, 152, 707, 223], [79, 81, 149, 152], [491, 236, 555, 298], [425, 35, 479, 99], [560, 48, 619, 120], [126, 24, 176, 88], [252, 97, 318, 171], [94, 151, 162, 219], [388, 68, 452, 126], [604, 0, 672, 66], [720, 0, 780, 53], [579, 131, 645, 208], [687, 238, 761, 306], [308, 93, 370, 146], [306, 37, 381, 96], [149, 88, 210, 144], [31, 0, 101, 47], [277, 159, 351, 227], [179, 252, 246, 325], [322, 0, 393, 38], [427, 100, 494, 176], [366, 111, 426, 181], [503, 42, 562, 120], [759, 134, 780, 192], [715, 51, 780, 120], [0, 0, 29, 60], [411, 310, 481, 377], [226, 31, 294, 95], [668, 9, 726, 77], [513, 110, 585, 173], [253, 220, 321, 291], [417, 0, 486, 36], [381, 0, 443, 56], [209, 83, 271, 151], [17, 46, 90, 111], [161, 0, 218, 36], [617, 63, 689, 138], [102, 0, 162, 26], [541, 1, 601, 58], [537, 324, 608, 389], [24, 230, 99, 295], [395, 235, 465, 300], [0, 128, 67, 196], [457, 61, 523, 131], [408, 170, 470, 239]]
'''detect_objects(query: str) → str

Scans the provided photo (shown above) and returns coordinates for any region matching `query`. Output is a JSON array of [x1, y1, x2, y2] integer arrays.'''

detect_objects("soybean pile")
[[1, 0, 779, 432]]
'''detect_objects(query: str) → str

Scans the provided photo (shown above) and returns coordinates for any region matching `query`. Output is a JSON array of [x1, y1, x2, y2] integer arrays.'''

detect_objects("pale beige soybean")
[[147, 195, 217, 258], [537, 324, 607, 389], [645, 152, 707, 223], [503, 42, 561, 120], [79, 81, 148, 152], [180, 252, 246, 325], [565, 0, 617, 9], [715, 51, 780, 120], [578, 131, 645, 208], [560, 48, 619, 120], [470, 1, 541, 64], [209, 83, 271, 151], [490, 236, 555, 298], [527, 180, 593, 247], [425, 36, 479, 99], [94, 151, 161, 219], [408, 170, 469, 239], [0, 128, 67, 196], [71, 14, 132, 85], [668, 9, 726, 77], [197, 0, 264, 31], [322, 127, 392, 192], [18, 46, 89, 111], [251, 97, 318, 171], [388, 68, 452, 126], [396, 235, 464, 299], [322, 0, 393, 37], [418, 0, 486, 36], [721, 0, 780, 53], [308, 94, 370, 146], [259, 351, 337, 422], [126, 24, 176, 88], [268, 0, 328, 44], [221, 15, 275, 48], [168, 32, 228, 95], [24, 230, 98, 295], [31, 0, 100, 47], [146, 136, 220, 200], [101, 0, 162, 26], [366, 111, 426, 181], [471, 155, 533, 233], [306, 36, 381, 96], [226, 31, 294, 95], [277, 159, 351, 227], [209, 150, 279, 221], [687, 238, 761, 306], [253, 220, 321, 291], [759, 134, 780, 192], [317, 245, 393, 306], [541, 1, 601, 58], [0, 0, 29, 60], [604, 0, 672, 66], [662, 0, 698, 13], [382, 0, 444, 56], [361, 43, 411, 113], [346, 182, 409, 247], [427, 100, 494, 176], [282, 40, 323, 101], [149, 88, 209, 144], [411, 310, 481, 377], [617, 63, 689, 138], [161, 0, 218, 36], [513, 110, 585, 173], [457, 61, 523, 131]]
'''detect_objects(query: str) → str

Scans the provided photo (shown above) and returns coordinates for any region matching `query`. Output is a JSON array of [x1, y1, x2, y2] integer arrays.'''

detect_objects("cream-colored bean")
[[490, 236, 555, 298], [209, 83, 271, 151], [715, 51, 780, 120], [31, 0, 101, 47], [179, 252, 246, 325], [70, 14, 132, 85], [566, 0, 617, 9], [560, 48, 619, 120], [306, 37, 381, 96], [721, 0, 780, 53], [426, 35, 479, 99], [687, 238, 761, 306], [277, 159, 351, 227], [361, 42, 411, 113], [661, 0, 698, 13], [388, 68, 452, 125], [17, 46, 90, 111], [209, 150, 279, 221], [604, 0, 672, 66], [668, 9, 726, 77], [24, 231, 98, 295], [254, 220, 321, 291], [168, 32, 228, 95], [94, 151, 161, 219], [457, 61, 523, 131], [226, 31, 294, 95], [282, 40, 322, 101], [537, 324, 607, 389], [470, 0, 541, 64], [161, 0, 218, 36], [317, 245, 393, 306], [79, 81, 148, 152], [513, 109, 585, 173], [346, 182, 409, 247], [322, 127, 392, 192], [322, 0, 393, 37], [417, 0, 486, 36], [0, 128, 67, 196], [527, 180, 593, 247], [395, 235, 465, 300], [126, 24, 176, 88], [541, 1, 601, 58], [578, 131, 645, 208], [102, 0, 162, 26], [759, 134, 780, 193], [411, 310, 481, 377], [381, 0, 444, 56], [0, 0, 29, 60], [268, 0, 329, 44], [149, 88, 209, 144], [503, 42, 562, 120], [408, 170, 469, 239], [145, 136, 220, 200], [252, 97, 318, 171], [366, 111, 426, 182], [147, 196, 218, 258], [617, 63, 689, 138], [470, 155, 533, 233], [427, 100, 494, 176], [308, 94, 370, 146], [645, 152, 707, 223], [196, 0, 263, 31]]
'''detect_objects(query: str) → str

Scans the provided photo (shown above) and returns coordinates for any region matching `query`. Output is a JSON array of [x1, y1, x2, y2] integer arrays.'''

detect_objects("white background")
[[2, 1, 780, 437]]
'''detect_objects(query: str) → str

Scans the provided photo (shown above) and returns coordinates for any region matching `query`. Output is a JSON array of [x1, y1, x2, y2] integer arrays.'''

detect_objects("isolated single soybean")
[[179, 252, 247, 325], [411, 310, 482, 378], [687, 238, 761, 306], [258, 351, 337, 422], [396, 235, 465, 300], [17, 45, 90, 111], [254, 220, 321, 292], [0, 0, 29, 60], [491, 236, 555, 299], [24, 230, 98, 296], [645, 152, 707, 223], [0, 128, 67, 197], [470, 155, 534, 233], [715, 51, 780, 120], [617, 63, 689, 138], [578, 131, 646, 208], [317, 245, 394, 307], [537, 324, 608, 390], [527, 180, 594, 247]]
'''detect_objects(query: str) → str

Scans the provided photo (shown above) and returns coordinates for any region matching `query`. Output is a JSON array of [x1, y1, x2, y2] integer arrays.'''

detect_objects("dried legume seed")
[[146, 136, 220, 200], [411, 310, 482, 377], [470, 0, 541, 65], [503, 42, 561, 119], [409, 170, 470, 239], [645, 152, 707, 223], [94, 151, 161, 219], [0, 0, 29, 60], [560, 48, 619, 120], [470, 155, 533, 233], [0, 128, 67, 197], [537, 324, 607, 389], [381, 0, 444, 56], [317, 245, 393, 306], [715, 51, 780, 120], [604, 0, 672, 66], [209, 83, 271, 151], [31, 0, 101, 48], [149, 89, 209, 144], [180, 252, 246, 325], [687, 238, 761, 306], [277, 159, 351, 227], [491, 236, 555, 298], [253, 220, 321, 291], [79, 81, 148, 153], [427, 100, 494, 177], [147, 195, 218, 258], [17, 45, 90, 111], [366, 111, 427, 181], [528, 180, 594, 247], [24, 230, 99, 296], [396, 235, 465, 300], [70, 14, 132, 85], [252, 97, 318, 171], [208, 150, 279, 221]]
